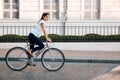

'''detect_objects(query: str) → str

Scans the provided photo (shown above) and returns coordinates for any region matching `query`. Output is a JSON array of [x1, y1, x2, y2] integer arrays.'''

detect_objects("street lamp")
[[62, 0, 67, 35]]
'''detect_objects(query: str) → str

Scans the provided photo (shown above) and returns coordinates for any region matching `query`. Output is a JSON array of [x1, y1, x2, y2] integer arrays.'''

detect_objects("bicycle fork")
[[48, 48, 55, 60]]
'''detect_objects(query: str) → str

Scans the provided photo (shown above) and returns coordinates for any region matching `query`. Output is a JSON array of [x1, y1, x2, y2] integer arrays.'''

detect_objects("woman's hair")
[[37, 12, 49, 23]]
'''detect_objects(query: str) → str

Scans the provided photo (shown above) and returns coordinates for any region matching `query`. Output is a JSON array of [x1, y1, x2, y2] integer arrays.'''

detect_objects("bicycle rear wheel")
[[5, 47, 29, 71], [41, 48, 65, 71]]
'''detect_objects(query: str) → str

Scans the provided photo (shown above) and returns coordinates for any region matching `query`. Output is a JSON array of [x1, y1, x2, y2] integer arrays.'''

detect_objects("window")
[[3, 0, 19, 19], [44, 0, 59, 19], [83, 0, 100, 19]]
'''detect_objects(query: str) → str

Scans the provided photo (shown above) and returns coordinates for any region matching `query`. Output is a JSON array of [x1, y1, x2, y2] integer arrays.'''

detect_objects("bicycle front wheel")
[[41, 48, 65, 71], [5, 47, 29, 71]]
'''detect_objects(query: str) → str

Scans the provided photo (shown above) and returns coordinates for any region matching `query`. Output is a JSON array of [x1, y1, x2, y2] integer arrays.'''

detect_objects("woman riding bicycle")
[[28, 12, 52, 57], [6, 12, 65, 70]]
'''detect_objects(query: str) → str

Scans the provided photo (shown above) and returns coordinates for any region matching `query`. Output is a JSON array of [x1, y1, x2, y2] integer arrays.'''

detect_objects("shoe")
[[27, 57, 36, 66], [28, 61, 36, 66]]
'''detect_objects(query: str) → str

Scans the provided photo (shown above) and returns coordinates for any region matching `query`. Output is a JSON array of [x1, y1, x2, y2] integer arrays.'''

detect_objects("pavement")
[[93, 65, 120, 80], [0, 49, 120, 80], [0, 62, 119, 80]]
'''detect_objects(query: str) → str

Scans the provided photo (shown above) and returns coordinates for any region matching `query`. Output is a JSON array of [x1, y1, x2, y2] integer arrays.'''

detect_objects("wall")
[[0, 0, 3, 19], [20, 0, 41, 21], [67, 0, 82, 21], [101, 0, 120, 19], [0, 0, 120, 36]]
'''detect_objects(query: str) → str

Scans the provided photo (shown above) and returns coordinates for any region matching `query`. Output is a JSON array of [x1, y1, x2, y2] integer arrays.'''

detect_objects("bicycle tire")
[[5, 47, 29, 71], [41, 48, 65, 71]]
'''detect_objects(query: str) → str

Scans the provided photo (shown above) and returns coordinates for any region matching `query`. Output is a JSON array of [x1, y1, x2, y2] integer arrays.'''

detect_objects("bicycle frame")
[[24, 41, 52, 62]]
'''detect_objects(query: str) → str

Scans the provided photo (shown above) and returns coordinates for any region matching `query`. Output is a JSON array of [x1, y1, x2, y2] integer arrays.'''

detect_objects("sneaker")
[[28, 57, 36, 66], [28, 62, 36, 66]]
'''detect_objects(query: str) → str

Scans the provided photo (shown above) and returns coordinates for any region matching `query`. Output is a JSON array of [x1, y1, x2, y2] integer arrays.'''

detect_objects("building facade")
[[0, 0, 120, 36]]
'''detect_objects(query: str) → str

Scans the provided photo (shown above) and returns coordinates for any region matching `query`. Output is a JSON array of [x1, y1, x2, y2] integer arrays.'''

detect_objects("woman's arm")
[[41, 23, 51, 42]]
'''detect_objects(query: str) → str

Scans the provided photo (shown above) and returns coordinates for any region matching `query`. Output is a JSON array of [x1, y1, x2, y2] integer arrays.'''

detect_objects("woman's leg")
[[32, 36, 44, 52], [28, 33, 44, 52], [28, 33, 35, 56], [28, 33, 35, 49]]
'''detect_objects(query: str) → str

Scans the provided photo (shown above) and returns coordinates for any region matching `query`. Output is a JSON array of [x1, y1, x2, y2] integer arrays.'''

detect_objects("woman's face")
[[44, 15, 50, 21]]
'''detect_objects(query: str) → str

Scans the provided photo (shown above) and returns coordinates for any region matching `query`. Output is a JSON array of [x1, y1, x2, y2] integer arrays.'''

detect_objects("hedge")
[[0, 34, 120, 42], [0, 34, 27, 42]]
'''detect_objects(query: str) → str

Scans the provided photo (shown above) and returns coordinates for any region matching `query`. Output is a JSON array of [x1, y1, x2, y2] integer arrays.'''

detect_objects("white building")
[[0, 0, 120, 36]]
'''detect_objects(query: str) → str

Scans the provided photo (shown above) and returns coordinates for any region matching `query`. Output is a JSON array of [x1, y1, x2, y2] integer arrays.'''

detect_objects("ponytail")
[[37, 12, 49, 23]]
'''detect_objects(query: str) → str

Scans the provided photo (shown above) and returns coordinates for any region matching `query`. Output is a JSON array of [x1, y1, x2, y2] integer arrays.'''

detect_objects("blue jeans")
[[28, 33, 44, 52]]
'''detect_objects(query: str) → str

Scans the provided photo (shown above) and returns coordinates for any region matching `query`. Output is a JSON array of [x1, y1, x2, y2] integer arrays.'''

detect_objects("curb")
[[0, 58, 5, 61], [65, 58, 120, 63], [1, 57, 120, 64]]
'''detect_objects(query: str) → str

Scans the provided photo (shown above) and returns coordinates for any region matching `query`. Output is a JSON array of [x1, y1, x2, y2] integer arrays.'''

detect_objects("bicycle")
[[5, 39, 65, 71]]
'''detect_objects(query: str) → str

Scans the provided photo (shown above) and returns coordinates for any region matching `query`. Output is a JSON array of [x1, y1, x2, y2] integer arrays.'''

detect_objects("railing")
[[0, 25, 120, 36]]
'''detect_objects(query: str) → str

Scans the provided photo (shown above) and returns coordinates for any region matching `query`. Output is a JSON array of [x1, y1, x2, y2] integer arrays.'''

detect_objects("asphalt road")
[[0, 61, 118, 80]]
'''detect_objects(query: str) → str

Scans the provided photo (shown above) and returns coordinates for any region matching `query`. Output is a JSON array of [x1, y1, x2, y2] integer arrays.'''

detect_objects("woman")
[[28, 12, 51, 57]]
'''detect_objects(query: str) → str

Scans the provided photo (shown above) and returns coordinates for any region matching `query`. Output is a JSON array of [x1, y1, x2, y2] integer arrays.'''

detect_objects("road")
[[0, 61, 118, 80]]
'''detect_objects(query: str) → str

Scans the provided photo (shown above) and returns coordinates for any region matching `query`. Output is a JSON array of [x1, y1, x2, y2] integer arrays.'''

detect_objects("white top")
[[31, 20, 45, 37]]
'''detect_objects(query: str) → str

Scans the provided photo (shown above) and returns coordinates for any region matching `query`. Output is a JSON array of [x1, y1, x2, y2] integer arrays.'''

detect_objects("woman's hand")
[[46, 37, 52, 42]]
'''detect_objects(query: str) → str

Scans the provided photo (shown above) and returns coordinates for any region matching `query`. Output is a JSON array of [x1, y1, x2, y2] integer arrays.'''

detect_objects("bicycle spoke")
[[41, 48, 65, 71], [5, 47, 29, 71]]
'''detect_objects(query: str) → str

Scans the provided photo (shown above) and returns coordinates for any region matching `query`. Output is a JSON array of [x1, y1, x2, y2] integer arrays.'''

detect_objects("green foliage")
[[0, 34, 27, 42], [0, 34, 120, 42], [40, 34, 120, 42]]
